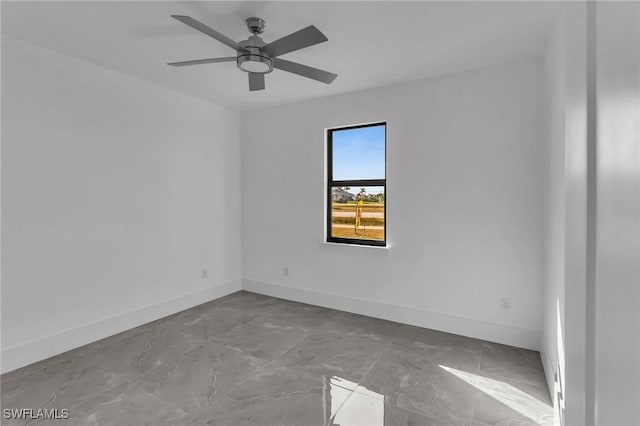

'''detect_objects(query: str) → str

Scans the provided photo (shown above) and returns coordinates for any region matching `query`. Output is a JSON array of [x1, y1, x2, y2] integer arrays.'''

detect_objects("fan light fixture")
[[237, 54, 273, 74]]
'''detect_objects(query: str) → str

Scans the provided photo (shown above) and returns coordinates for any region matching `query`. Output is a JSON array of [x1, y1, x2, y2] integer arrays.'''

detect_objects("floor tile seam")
[[10, 368, 129, 413], [314, 309, 343, 330], [201, 314, 313, 365], [474, 369, 548, 388], [168, 382, 233, 418], [2, 306, 306, 415], [349, 339, 483, 423], [206, 339, 270, 368], [0, 374, 27, 390], [194, 309, 272, 342], [2, 342, 175, 389], [260, 359, 334, 388], [403, 401, 453, 422], [259, 345, 365, 422], [468, 387, 479, 425], [204, 355, 332, 412], [322, 325, 381, 425], [104, 337, 216, 387], [68, 385, 189, 425], [200, 363, 267, 407], [244, 388, 323, 405], [348, 387, 443, 423], [0, 407, 40, 426], [57, 376, 160, 417], [267, 327, 315, 366], [1, 301, 263, 384], [0, 350, 101, 385], [25, 416, 42, 426], [388, 336, 469, 351], [385, 337, 485, 373], [126, 335, 266, 401], [384, 330, 482, 353], [333, 390, 452, 426], [198, 309, 329, 344], [353, 339, 393, 391], [204, 326, 314, 381], [477, 354, 546, 373], [212, 301, 277, 318], [133, 356, 186, 383], [479, 347, 544, 365], [327, 387, 357, 424], [467, 350, 484, 424], [201, 321, 250, 343], [245, 303, 290, 324]]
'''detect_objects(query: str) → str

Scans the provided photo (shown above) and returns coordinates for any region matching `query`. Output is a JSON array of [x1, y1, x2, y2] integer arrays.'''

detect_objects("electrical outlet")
[[283, 267, 289, 277], [501, 297, 511, 311], [202, 269, 208, 280]]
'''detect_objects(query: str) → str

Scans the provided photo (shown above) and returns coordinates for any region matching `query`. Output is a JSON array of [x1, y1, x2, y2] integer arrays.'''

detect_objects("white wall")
[[242, 58, 545, 350], [541, 3, 640, 424], [541, 15, 566, 415], [540, 4, 589, 424], [593, 2, 640, 424], [1, 37, 242, 373]]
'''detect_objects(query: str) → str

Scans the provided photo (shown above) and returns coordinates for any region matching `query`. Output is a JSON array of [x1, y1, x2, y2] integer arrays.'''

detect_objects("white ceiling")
[[2, 1, 558, 110]]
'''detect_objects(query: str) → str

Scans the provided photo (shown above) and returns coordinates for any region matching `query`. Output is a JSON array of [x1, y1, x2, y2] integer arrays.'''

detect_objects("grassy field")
[[332, 217, 384, 226], [331, 202, 385, 240], [332, 202, 384, 213], [332, 226, 384, 240]]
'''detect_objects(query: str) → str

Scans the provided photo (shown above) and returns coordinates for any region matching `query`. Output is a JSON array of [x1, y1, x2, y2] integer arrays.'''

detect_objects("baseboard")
[[0, 279, 241, 374], [242, 278, 541, 351], [2, 277, 542, 374]]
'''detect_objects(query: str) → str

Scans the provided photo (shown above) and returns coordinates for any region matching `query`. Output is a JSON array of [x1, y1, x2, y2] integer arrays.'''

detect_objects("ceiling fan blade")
[[263, 25, 328, 57], [249, 73, 265, 91], [167, 57, 236, 67], [273, 58, 337, 84], [171, 15, 247, 52]]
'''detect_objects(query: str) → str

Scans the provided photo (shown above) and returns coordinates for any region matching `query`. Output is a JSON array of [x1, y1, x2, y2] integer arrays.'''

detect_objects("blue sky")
[[332, 125, 385, 184]]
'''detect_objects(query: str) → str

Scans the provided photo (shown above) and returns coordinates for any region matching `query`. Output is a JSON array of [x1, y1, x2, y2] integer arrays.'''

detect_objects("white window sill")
[[318, 241, 391, 255]]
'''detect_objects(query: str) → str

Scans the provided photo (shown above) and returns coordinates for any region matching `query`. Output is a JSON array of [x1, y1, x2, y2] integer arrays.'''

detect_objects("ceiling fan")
[[167, 15, 338, 91]]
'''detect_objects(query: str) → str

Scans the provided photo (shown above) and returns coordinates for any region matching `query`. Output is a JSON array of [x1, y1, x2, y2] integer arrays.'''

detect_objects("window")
[[327, 122, 386, 246]]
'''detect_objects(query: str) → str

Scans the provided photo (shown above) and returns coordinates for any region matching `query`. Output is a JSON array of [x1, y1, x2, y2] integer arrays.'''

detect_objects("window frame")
[[326, 122, 387, 247]]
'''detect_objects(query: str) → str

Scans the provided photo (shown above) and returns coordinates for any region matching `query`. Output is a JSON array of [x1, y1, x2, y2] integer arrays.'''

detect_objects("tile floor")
[[1, 291, 553, 425]]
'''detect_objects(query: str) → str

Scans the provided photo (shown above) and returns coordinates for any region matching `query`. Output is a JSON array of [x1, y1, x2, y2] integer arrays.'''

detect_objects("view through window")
[[327, 122, 386, 246]]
